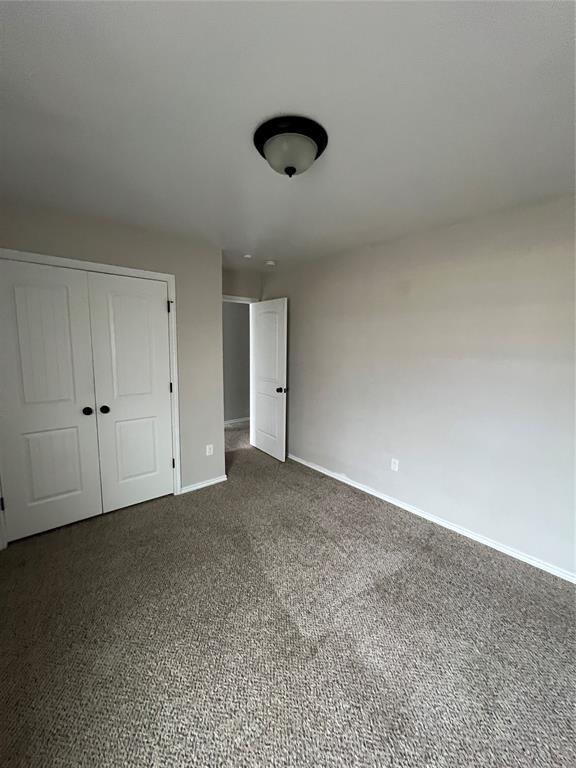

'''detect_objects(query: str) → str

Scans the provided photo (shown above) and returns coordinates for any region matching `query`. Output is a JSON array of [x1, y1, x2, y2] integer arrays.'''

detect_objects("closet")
[[0, 258, 174, 541]]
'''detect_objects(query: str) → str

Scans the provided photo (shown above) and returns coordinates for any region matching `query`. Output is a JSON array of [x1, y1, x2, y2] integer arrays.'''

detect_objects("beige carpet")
[[1, 441, 574, 767]]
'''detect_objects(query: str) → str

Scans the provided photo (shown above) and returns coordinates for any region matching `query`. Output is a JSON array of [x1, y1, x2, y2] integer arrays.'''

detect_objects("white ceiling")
[[1, 1, 573, 270]]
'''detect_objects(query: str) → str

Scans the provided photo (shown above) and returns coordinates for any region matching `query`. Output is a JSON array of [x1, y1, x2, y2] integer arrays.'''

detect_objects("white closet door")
[[250, 298, 288, 461], [0, 260, 102, 541], [88, 273, 173, 512]]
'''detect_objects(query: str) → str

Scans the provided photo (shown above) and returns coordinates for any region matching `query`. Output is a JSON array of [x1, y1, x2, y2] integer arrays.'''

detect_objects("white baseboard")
[[224, 417, 250, 426], [288, 454, 575, 584], [176, 475, 227, 495]]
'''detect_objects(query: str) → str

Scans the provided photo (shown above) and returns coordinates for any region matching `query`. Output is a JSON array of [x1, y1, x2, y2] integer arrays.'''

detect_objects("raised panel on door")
[[88, 272, 173, 512], [0, 260, 102, 540], [250, 298, 287, 461]]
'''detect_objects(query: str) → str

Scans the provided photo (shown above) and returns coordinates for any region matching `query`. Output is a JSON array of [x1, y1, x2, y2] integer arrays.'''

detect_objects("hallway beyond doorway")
[[225, 423, 250, 452]]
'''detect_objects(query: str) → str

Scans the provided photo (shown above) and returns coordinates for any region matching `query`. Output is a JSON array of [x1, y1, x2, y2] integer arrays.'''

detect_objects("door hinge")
[[0, 497, 4, 512], [169, 382, 173, 393], [172, 458, 175, 469], [167, 300, 172, 313]]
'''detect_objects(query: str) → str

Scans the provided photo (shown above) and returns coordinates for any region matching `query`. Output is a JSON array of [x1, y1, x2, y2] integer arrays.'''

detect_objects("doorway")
[[222, 297, 252, 454], [222, 295, 288, 462]]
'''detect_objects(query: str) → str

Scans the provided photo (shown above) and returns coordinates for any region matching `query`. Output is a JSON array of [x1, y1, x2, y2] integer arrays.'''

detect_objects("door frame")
[[222, 294, 256, 435], [0, 248, 181, 548], [223, 294, 258, 304]]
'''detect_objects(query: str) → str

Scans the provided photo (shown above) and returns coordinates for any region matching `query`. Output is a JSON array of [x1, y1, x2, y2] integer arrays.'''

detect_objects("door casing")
[[222, 294, 288, 463], [0, 248, 181, 549]]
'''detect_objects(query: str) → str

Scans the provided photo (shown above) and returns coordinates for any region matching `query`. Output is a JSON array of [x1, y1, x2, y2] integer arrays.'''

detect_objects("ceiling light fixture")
[[243, 253, 252, 259], [254, 115, 328, 178], [265, 260, 276, 267]]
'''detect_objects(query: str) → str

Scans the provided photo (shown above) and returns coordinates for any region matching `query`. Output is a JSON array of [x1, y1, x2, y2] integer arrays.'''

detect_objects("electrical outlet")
[[391, 458, 399, 472], [206, 444, 214, 456]]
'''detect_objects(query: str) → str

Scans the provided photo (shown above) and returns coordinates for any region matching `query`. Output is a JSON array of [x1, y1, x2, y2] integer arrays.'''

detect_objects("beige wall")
[[263, 197, 575, 575], [0, 204, 225, 488], [222, 268, 261, 299]]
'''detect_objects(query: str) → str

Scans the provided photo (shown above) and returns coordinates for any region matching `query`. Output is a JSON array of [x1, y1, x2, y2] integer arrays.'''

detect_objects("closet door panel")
[[0, 260, 102, 540], [88, 273, 173, 512]]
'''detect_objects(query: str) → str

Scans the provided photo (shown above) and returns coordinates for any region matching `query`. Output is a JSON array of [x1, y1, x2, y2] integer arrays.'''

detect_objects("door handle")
[[99, 405, 111, 414], [82, 406, 94, 415], [275, 387, 288, 393]]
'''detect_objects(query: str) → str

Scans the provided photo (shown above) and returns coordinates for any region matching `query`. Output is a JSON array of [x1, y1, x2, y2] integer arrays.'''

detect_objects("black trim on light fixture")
[[253, 115, 328, 160]]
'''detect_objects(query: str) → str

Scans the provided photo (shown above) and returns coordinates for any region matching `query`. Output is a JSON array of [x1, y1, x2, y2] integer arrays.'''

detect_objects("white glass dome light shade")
[[254, 116, 328, 178], [263, 133, 318, 177]]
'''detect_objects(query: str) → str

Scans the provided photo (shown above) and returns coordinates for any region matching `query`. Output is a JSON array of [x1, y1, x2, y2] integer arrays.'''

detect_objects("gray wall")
[[223, 302, 250, 422], [0, 204, 226, 488], [222, 269, 261, 299], [263, 197, 575, 576]]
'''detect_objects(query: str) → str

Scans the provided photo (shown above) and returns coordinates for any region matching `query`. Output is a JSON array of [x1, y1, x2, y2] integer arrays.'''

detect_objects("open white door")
[[250, 298, 287, 461]]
